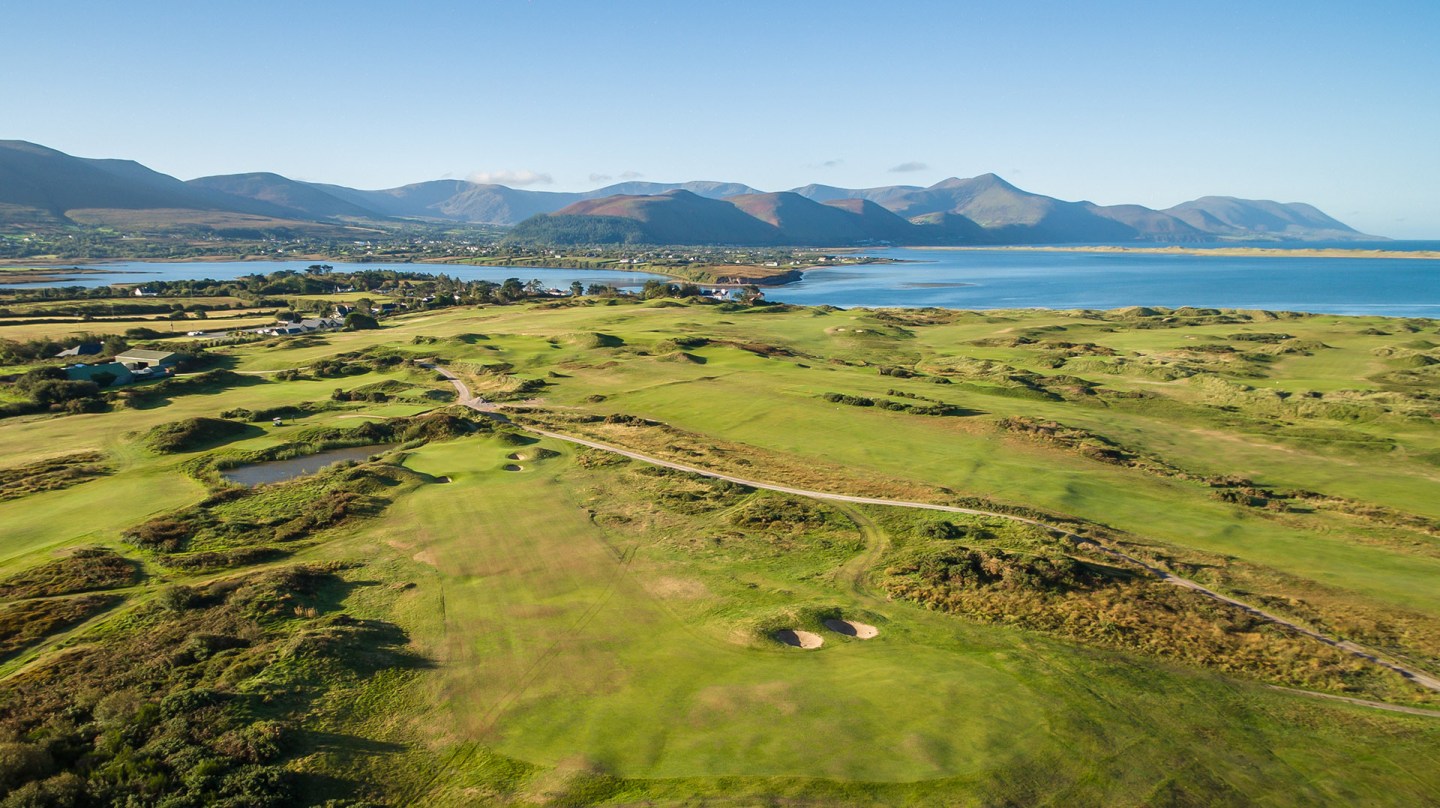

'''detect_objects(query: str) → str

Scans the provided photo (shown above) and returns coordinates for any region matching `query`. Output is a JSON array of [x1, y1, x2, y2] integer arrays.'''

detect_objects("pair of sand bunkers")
[[773, 618, 878, 649]]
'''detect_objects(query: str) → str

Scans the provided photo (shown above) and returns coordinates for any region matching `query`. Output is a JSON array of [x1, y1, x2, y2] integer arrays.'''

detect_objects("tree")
[[343, 312, 380, 331], [569, 281, 585, 297], [499, 278, 525, 302]]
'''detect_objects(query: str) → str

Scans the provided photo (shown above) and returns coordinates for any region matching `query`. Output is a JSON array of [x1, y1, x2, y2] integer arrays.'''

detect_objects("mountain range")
[[0, 139, 1375, 245]]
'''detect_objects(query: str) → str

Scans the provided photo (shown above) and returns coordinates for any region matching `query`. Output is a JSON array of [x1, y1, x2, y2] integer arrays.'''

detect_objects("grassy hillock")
[[141, 416, 255, 453]]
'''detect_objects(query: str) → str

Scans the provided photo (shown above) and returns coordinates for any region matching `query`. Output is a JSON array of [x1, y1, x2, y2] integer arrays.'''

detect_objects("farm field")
[[2, 296, 1439, 805]]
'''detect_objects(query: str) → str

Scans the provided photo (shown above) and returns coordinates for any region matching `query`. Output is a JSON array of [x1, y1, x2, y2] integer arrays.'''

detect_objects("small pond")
[[220, 444, 393, 486]]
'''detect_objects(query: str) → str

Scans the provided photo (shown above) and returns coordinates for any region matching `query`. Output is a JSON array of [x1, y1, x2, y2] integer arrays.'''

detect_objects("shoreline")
[[928, 245, 1440, 260], [0, 256, 820, 288]]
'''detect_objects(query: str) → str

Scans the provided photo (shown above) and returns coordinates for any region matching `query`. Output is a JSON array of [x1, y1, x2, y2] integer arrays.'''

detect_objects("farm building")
[[115, 349, 181, 369], [64, 362, 133, 386]]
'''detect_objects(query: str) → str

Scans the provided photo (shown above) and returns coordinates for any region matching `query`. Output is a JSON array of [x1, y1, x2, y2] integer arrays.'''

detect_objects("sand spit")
[[824, 619, 879, 639], [773, 629, 823, 649], [943, 245, 1440, 261]]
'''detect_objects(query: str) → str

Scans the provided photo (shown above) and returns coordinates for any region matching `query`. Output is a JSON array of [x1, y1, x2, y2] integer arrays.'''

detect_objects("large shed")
[[64, 362, 133, 386], [115, 349, 181, 369]]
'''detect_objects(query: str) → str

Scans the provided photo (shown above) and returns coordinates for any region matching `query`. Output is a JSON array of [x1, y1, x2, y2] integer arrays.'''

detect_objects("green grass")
[[348, 436, 1440, 804], [1, 299, 1439, 804]]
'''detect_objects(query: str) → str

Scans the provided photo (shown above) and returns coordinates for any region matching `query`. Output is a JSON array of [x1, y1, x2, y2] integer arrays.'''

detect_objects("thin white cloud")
[[888, 161, 929, 173], [619, 170, 644, 180], [820, 158, 843, 168], [588, 173, 612, 183], [467, 169, 553, 187]]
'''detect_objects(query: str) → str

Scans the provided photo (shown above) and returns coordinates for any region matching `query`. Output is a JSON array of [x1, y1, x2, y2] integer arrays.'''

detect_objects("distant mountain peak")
[[932, 173, 1017, 192]]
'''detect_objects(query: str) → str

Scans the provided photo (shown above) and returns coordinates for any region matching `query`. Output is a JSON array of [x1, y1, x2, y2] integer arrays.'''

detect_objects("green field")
[[2, 297, 1438, 805]]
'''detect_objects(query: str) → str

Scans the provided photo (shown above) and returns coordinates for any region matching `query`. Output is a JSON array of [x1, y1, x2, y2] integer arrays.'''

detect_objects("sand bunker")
[[773, 629, 823, 649], [506, 452, 526, 461], [502, 464, 523, 472], [823, 618, 879, 639]]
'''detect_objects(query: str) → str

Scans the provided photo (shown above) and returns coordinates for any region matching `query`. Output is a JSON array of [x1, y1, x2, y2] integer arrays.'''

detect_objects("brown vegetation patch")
[[883, 543, 1425, 698], [0, 451, 112, 502], [510, 409, 957, 506], [642, 576, 710, 600], [0, 547, 138, 600], [0, 595, 121, 660], [124, 463, 422, 566], [996, 416, 1182, 475], [0, 564, 422, 804]]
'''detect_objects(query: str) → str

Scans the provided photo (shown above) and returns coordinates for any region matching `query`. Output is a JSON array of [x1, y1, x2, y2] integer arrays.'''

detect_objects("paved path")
[[424, 362, 1440, 696]]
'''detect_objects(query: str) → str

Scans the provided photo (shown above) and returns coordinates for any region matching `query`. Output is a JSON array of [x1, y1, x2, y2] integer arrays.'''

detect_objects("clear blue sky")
[[6, 0, 1439, 237]]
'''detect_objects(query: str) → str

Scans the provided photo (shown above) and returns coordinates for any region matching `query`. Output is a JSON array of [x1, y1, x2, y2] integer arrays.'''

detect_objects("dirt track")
[[426, 363, 1440, 696]]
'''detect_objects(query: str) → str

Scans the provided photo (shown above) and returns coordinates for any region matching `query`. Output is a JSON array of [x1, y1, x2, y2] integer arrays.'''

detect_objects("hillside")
[[1085, 203, 1207, 240], [0, 139, 1379, 243], [0, 140, 288, 222], [545, 190, 784, 245], [511, 190, 993, 246], [791, 175, 1376, 243], [729, 192, 914, 245], [288, 180, 763, 226], [583, 180, 762, 200], [1165, 196, 1365, 240], [187, 172, 383, 220], [888, 174, 1143, 243]]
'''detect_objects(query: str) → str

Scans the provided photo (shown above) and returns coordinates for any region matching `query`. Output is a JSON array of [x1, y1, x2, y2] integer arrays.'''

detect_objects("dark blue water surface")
[[0, 260, 671, 291], [7, 247, 1440, 317], [766, 247, 1440, 317]]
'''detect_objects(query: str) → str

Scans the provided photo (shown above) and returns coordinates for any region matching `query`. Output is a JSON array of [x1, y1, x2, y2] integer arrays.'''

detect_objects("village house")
[[298, 317, 342, 331], [257, 325, 305, 336]]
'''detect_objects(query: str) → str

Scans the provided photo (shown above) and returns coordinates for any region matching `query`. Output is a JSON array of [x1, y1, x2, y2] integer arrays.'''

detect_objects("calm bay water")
[[1, 260, 671, 290], [766, 247, 1440, 317], [220, 444, 393, 486], [7, 247, 1440, 317]]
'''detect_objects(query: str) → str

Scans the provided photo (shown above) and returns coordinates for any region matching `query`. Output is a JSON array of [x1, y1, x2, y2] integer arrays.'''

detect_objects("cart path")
[[424, 362, 1440, 695]]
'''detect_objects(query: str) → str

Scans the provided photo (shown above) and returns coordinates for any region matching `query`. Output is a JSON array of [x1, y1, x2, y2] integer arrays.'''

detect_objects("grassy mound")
[[0, 547, 138, 599], [0, 452, 111, 501], [142, 416, 255, 453]]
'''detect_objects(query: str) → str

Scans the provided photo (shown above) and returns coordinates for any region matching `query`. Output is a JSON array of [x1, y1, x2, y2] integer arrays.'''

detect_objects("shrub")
[[343, 312, 380, 331]]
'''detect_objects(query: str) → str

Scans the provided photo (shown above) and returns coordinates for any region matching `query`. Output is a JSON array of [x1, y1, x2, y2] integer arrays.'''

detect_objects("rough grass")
[[0, 547, 138, 599], [0, 564, 427, 805], [0, 594, 121, 660], [3, 300, 1440, 804], [0, 451, 111, 502]]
